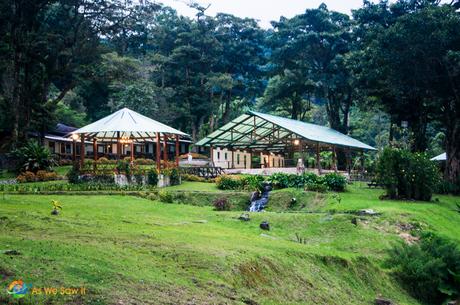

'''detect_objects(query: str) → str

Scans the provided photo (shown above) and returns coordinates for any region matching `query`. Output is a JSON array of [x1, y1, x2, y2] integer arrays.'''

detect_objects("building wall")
[[211, 147, 284, 169]]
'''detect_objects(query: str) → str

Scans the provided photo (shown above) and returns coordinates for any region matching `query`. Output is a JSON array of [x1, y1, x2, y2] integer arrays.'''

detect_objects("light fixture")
[[293, 139, 300, 146], [71, 134, 80, 141], [119, 136, 133, 144]]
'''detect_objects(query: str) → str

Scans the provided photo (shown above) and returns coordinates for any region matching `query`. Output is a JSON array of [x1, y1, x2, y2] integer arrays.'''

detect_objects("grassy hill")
[[0, 184, 459, 304]]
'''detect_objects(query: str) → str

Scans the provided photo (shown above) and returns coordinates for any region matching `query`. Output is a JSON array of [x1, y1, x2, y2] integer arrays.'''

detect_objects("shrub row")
[[215, 175, 265, 191], [216, 172, 347, 192], [16, 170, 62, 183], [0, 182, 156, 193]]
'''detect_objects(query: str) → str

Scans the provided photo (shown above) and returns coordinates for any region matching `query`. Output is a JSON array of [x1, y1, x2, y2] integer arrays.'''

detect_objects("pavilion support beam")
[[175, 135, 179, 166], [163, 134, 168, 165], [210, 145, 214, 166], [332, 146, 337, 173], [93, 139, 98, 162], [316, 142, 322, 175], [116, 131, 121, 160], [346, 148, 351, 176], [156, 133, 161, 171], [80, 134, 85, 168], [130, 141, 134, 162], [360, 151, 365, 174]]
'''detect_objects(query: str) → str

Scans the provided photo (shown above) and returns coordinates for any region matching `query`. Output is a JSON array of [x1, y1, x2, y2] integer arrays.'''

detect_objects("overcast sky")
[[158, 0, 366, 28]]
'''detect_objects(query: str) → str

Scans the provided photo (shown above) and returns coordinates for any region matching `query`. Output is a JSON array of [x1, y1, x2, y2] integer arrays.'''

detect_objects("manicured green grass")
[[0, 183, 458, 304], [166, 181, 220, 192], [54, 165, 72, 176]]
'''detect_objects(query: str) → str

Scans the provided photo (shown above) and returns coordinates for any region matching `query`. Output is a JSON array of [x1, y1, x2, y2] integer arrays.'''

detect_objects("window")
[[60, 143, 65, 154], [237, 154, 240, 165], [217, 152, 220, 160], [244, 155, 247, 166], [224, 153, 228, 160], [65, 144, 71, 154]]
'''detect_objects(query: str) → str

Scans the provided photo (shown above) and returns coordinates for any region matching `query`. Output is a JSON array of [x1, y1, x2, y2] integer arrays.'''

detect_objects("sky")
[[158, 0, 366, 28]]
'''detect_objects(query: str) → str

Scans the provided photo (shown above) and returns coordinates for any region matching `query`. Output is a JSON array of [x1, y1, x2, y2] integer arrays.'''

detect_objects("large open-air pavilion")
[[68, 108, 189, 170], [196, 111, 376, 175]]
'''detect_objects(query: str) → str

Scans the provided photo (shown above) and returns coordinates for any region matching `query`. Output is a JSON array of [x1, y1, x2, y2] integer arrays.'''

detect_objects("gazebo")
[[68, 108, 189, 170], [196, 110, 376, 174]]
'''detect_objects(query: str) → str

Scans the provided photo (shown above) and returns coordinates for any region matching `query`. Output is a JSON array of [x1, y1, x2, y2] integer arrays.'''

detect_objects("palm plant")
[[12, 140, 57, 173]]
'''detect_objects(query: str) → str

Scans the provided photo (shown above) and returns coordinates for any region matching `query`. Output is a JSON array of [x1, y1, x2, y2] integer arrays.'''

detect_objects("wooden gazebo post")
[[156, 132, 161, 171], [116, 131, 121, 160], [175, 135, 179, 166], [163, 134, 168, 164], [130, 140, 134, 162], [93, 138, 98, 171], [80, 133, 85, 168]]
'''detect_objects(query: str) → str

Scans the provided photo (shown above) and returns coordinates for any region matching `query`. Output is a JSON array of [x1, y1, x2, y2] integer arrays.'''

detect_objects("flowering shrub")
[[376, 148, 439, 201], [212, 197, 231, 211]]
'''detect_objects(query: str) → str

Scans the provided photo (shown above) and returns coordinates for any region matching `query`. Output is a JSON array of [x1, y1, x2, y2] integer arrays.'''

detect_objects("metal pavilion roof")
[[196, 110, 376, 151], [431, 152, 446, 161], [69, 108, 188, 140]]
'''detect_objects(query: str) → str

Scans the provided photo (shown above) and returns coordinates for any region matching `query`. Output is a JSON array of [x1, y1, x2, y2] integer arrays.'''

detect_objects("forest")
[[0, 0, 459, 185]]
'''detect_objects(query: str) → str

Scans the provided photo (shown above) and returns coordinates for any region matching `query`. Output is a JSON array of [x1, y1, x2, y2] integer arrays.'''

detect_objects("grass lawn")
[[0, 183, 459, 304]]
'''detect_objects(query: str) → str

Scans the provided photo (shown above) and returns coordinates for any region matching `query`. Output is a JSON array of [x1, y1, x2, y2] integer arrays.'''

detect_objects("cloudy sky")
[[158, 0, 366, 28]]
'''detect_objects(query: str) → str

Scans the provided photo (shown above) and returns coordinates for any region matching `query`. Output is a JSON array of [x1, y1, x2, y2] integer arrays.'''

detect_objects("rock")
[[4, 250, 21, 256], [51, 209, 59, 215], [399, 233, 419, 245], [351, 217, 358, 226], [358, 209, 380, 216], [259, 221, 270, 231], [238, 213, 250, 221], [375, 297, 393, 305], [192, 220, 207, 224]]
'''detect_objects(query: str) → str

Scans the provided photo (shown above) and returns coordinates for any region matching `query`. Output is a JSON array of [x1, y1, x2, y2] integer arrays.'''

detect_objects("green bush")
[[387, 233, 460, 304], [216, 175, 244, 190], [305, 183, 328, 193], [323, 173, 347, 192], [376, 148, 440, 201], [269, 172, 291, 189], [241, 175, 265, 191], [12, 140, 57, 173], [147, 169, 159, 186], [436, 179, 460, 195], [182, 174, 207, 182], [158, 189, 173, 203], [168, 167, 181, 186], [212, 197, 231, 211], [67, 166, 80, 184]]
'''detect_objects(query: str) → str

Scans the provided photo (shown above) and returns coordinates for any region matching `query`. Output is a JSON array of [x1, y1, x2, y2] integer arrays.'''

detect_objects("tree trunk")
[[445, 120, 460, 187]]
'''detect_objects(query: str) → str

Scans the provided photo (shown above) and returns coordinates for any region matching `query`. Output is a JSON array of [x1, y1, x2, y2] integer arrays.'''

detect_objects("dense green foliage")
[[0, 0, 458, 183], [376, 148, 440, 201], [216, 172, 347, 192], [12, 140, 56, 173], [388, 233, 460, 304]]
